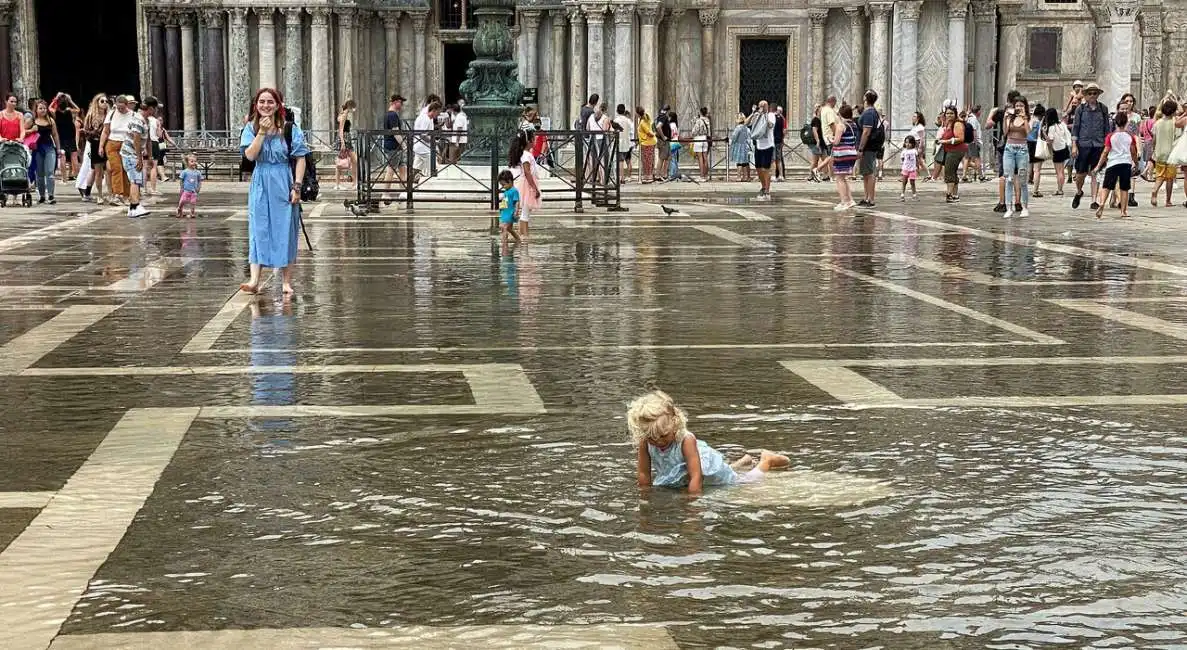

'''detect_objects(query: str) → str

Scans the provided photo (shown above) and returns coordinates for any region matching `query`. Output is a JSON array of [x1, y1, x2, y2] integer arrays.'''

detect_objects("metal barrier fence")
[[349, 129, 623, 215]]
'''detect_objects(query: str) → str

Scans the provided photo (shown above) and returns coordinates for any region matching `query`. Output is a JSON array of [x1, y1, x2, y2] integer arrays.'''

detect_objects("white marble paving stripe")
[[851, 395, 1187, 409], [0, 407, 199, 650], [790, 355, 1187, 369], [19, 363, 531, 377], [0, 254, 46, 262], [0, 305, 121, 375], [817, 262, 1065, 345], [201, 403, 545, 418], [189, 340, 1041, 354], [102, 257, 186, 292], [637, 202, 691, 216], [1067, 296, 1187, 303], [48, 625, 679, 649], [0, 304, 63, 311], [780, 363, 902, 403], [794, 198, 1187, 277], [723, 207, 774, 221], [0, 209, 121, 254], [0, 492, 54, 509], [464, 364, 546, 414], [887, 254, 1180, 287], [691, 225, 775, 248], [179, 290, 262, 353], [1047, 299, 1187, 341]]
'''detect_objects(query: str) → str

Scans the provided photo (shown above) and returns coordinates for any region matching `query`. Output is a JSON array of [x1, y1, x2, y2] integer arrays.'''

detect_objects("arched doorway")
[[36, 0, 139, 102]]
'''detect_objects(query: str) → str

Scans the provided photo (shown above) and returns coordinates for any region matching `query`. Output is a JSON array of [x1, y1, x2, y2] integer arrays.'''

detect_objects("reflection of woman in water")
[[250, 300, 296, 407]]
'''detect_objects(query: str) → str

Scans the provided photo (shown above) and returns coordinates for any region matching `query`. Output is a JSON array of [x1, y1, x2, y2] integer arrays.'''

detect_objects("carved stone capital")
[[162, 9, 181, 27], [178, 11, 197, 28], [567, 6, 585, 25], [409, 10, 429, 32], [1165, 9, 1187, 33], [1138, 9, 1162, 37], [868, 2, 894, 22], [844, 6, 865, 26], [280, 7, 303, 25], [698, 7, 719, 27], [228, 7, 249, 27], [582, 4, 607, 24], [611, 5, 633, 25], [200, 9, 225, 29], [971, 0, 995, 22], [897, 0, 923, 22], [308, 7, 331, 26], [337, 8, 358, 28], [254, 7, 275, 25], [637, 3, 661, 25], [519, 9, 542, 29], [1107, 0, 1139, 24], [946, 0, 968, 19], [808, 8, 829, 26], [382, 10, 403, 30]]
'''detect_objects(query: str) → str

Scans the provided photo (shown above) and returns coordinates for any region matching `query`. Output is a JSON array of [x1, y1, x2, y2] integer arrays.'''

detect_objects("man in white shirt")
[[451, 102, 469, 162], [412, 101, 441, 178], [748, 100, 777, 201]]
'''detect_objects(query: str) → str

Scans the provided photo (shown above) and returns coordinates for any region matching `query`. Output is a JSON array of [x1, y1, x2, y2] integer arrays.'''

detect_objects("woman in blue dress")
[[239, 88, 309, 296]]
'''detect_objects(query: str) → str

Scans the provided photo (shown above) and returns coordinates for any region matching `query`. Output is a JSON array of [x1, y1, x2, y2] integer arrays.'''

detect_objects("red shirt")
[[941, 122, 969, 153], [0, 113, 21, 140]]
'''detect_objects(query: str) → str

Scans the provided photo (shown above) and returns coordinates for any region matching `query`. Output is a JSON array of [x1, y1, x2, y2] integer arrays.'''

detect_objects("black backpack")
[[284, 122, 319, 202], [799, 121, 816, 146], [867, 119, 886, 150], [962, 119, 976, 144]]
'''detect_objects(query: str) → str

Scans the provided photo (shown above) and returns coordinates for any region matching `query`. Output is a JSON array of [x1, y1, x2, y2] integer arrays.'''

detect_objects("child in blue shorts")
[[498, 169, 521, 246]]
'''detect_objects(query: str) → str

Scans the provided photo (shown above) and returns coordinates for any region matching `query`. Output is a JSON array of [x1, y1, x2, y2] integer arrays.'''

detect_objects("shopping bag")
[[1034, 139, 1051, 161], [1168, 130, 1187, 166]]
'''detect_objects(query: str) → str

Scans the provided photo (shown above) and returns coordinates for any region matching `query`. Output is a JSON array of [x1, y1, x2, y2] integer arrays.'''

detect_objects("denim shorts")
[[121, 153, 144, 187]]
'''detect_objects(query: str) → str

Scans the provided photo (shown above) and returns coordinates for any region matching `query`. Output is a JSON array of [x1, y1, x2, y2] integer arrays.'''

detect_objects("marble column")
[[867, 3, 892, 111], [698, 7, 717, 116], [614, 5, 635, 111], [382, 11, 402, 97], [310, 7, 332, 135], [996, 5, 1021, 105], [946, 0, 968, 106], [522, 10, 542, 90], [664, 8, 685, 108], [1109, 0, 1139, 106], [809, 9, 828, 103], [1091, 4, 1113, 102], [638, 4, 660, 115], [971, 0, 996, 110], [1166, 13, 1187, 103], [201, 9, 227, 130], [282, 9, 304, 113], [569, 7, 586, 124], [551, 10, 567, 124], [891, 1, 921, 139], [584, 5, 606, 102], [410, 11, 429, 105], [228, 7, 250, 126], [149, 10, 167, 100], [0, 7, 10, 101], [845, 7, 866, 100], [180, 12, 198, 131], [1138, 10, 1164, 109], [257, 8, 277, 90], [338, 9, 357, 104], [164, 12, 183, 130]]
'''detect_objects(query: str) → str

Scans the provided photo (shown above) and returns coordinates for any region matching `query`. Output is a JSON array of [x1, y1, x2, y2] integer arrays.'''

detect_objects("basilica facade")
[[1, 0, 1184, 140]]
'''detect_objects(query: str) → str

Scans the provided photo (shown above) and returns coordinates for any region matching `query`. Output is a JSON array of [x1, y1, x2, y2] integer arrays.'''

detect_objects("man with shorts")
[[748, 100, 776, 201], [382, 94, 407, 201], [1070, 82, 1110, 209], [654, 104, 671, 177], [120, 96, 155, 218], [856, 90, 882, 207], [964, 106, 984, 182], [412, 101, 440, 179]]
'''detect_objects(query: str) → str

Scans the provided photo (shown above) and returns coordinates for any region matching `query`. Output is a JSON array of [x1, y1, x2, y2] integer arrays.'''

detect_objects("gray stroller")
[[0, 141, 33, 207]]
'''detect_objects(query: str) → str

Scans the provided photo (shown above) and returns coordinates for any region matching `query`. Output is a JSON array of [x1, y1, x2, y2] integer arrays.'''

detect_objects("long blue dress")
[[240, 123, 310, 268], [647, 434, 739, 488]]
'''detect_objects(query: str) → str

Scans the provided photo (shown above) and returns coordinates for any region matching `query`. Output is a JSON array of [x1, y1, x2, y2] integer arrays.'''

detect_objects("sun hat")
[[1072, 80, 1084, 88], [1083, 82, 1102, 93]]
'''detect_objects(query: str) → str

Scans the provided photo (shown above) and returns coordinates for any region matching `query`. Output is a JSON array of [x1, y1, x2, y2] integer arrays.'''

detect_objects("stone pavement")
[[3, 182, 1187, 648]]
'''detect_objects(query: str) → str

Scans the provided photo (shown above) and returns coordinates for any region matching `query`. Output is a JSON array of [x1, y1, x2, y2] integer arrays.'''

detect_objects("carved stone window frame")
[[726, 24, 802, 119], [1026, 26, 1062, 74]]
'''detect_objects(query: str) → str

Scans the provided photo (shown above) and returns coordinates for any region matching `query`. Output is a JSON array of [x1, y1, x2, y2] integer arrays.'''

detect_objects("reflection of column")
[[584, 5, 606, 101], [809, 9, 828, 102], [338, 9, 357, 104], [568, 8, 586, 124], [282, 9, 304, 113], [845, 7, 866, 100], [995, 4, 1021, 106], [521, 10, 541, 89], [892, 1, 921, 138], [551, 10, 567, 123], [201, 9, 227, 130], [149, 10, 166, 100], [382, 11, 402, 99], [0, 8, 10, 99], [410, 11, 429, 104], [698, 7, 718, 115], [867, 3, 892, 111], [971, 0, 996, 109], [257, 8, 276, 90], [614, 5, 635, 110], [228, 7, 250, 126], [946, 0, 968, 106], [180, 12, 198, 130], [1109, 0, 1139, 107], [164, 12, 183, 130], [310, 7, 332, 135], [638, 4, 660, 114], [1138, 10, 1163, 109]]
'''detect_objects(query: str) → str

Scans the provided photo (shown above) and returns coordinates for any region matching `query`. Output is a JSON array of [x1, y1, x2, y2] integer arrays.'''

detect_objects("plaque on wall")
[[523, 87, 539, 104]]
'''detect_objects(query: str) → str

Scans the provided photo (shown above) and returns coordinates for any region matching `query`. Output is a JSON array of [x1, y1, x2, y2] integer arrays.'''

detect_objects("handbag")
[[1168, 129, 1187, 166], [335, 148, 351, 170], [1034, 138, 1051, 161]]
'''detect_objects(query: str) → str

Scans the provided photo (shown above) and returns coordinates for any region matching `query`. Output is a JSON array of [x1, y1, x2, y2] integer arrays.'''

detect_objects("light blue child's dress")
[[647, 434, 738, 487]]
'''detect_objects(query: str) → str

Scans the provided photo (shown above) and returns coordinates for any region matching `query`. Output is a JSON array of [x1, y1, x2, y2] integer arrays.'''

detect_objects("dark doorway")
[[36, 0, 139, 102], [442, 42, 474, 105], [738, 39, 788, 114]]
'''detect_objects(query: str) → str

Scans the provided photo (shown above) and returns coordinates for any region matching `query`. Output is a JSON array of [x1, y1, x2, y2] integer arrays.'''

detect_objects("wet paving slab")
[[6, 189, 1187, 647]]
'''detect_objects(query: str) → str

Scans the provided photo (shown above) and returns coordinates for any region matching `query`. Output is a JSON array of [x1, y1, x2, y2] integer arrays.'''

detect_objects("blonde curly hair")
[[627, 390, 689, 447]]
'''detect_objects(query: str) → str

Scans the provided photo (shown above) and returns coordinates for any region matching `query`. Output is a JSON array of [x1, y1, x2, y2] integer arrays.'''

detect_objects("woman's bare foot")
[[282, 284, 295, 296], [238, 282, 258, 294], [756, 450, 790, 472], [730, 454, 756, 472]]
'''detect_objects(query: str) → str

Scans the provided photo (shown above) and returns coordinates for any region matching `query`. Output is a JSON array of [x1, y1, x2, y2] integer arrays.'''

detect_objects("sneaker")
[[1090, 201, 1100, 210], [1072, 192, 1083, 209], [128, 205, 150, 218], [899, 193, 906, 202], [37, 196, 45, 204], [1128, 195, 1138, 208], [833, 201, 854, 212], [911, 192, 918, 201], [755, 193, 771, 202], [1004, 209, 1014, 219], [857, 199, 871, 207], [1020, 207, 1030, 217], [47, 196, 55, 205], [1014, 203, 1023, 212], [1033, 191, 1043, 198], [864, 201, 875, 209], [993, 203, 1007, 213]]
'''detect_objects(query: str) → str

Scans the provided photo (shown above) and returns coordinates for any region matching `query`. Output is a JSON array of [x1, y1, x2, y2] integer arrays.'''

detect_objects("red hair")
[[248, 87, 285, 124]]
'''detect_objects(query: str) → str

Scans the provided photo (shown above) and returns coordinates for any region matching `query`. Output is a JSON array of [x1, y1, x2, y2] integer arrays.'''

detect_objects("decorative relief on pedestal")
[[946, 0, 968, 19], [697, 7, 719, 27]]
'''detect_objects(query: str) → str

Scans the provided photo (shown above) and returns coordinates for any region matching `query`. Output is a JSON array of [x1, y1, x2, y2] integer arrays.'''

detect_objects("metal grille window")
[[1028, 28, 1061, 73], [439, 0, 479, 29]]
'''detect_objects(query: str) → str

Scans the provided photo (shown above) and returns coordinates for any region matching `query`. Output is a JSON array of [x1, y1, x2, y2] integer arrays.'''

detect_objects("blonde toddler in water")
[[176, 153, 203, 218], [629, 390, 789, 494]]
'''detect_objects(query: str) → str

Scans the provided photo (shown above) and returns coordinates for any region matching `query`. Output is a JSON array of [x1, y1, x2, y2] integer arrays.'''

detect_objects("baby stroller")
[[0, 141, 33, 207]]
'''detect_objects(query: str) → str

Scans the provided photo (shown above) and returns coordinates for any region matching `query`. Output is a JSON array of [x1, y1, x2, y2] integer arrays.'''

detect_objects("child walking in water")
[[1092, 112, 1138, 219], [629, 390, 789, 493], [899, 135, 919, 201], [176, 153, 203, 218]]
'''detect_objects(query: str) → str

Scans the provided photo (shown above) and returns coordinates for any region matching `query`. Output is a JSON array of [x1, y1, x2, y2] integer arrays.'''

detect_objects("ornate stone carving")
[[637, 3, 661, 25], [582, 5, 607, 24], [868, 3, 893, 22], [309, 7, 331, 26], [808, 8, 829, 26], [1108, 0, 1139, 23], [844, 6, 864, 25], [338, 8, 358, 28], [897, 1, 923, 22], [228, 6, 248, 27], [1163, 7, 1187, 32], [567, 6, 584, 25], [200, 9, 225, 28], [946, 0, 968, 19], [179, 10, 197, 28], [382, 10, 403, 29], [971, 0, 995, 22], [697, 7, 719, 27], [521, 9, 543, 29], [409, 10, 429, 32], [280, 8, 303, 24], [612, 5, 633, 25]]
